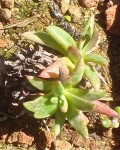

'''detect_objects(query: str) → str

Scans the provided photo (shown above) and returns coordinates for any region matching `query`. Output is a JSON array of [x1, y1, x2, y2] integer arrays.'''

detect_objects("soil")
[[0, 0, 120, 150]]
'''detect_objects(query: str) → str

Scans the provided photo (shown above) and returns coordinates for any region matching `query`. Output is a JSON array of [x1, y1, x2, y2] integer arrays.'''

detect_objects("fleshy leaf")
[[46, 25, 76, 52], [68, 88, 106, 100], [59, 95, 68, 113], [82, 14, 94, 43], [65, 91, 94, 111], [84, 54, 108, 66], [23, 94, 58, 119], [50, 97, 58, 104], [67, 104, 89, 139], [82, 30, 100, 54], [114, 106, 120, 115], [84, 64, 101, 91], [101, 116, 112, 128], [55, 108, 66, 136], [77, 37, 86, 51], [78, 14, 94, 49], [68, 46, 81, 64], [93, 100, 118, 117], [52, 81, 64, 97], [67, 46, 85, 86], [26, 75, 54, 92], [39, 57, 75, 78], [59, 67, 72, 89], [71, 55, 85, 86], [22, 32, 67, 55]]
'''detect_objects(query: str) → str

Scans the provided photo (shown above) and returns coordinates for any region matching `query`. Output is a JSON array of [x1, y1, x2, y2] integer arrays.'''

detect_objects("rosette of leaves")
[[24, 53, 118, 139], [22, 15, 108, 91]]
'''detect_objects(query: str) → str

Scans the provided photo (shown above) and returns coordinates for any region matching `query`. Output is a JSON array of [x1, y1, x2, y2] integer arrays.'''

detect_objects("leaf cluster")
[[22, 15, 118, 138]]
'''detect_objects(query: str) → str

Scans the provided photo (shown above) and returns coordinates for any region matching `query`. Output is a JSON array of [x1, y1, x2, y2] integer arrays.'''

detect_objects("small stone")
[[78, 0, 100, 8], [0, 39, 8, 48], [68, 5, 81, 22], [7, 131, 34, 146], [0, 22, 4, 35], [0, 22, 3, 29], [60, 0, 70, 14], [39, 130, 55, 149], [54, 140, 72, 150], [1, 0, 14, 9], [0, 8, 11, 21], [11, 7, 19, 15], [106, 4, 120, 35]]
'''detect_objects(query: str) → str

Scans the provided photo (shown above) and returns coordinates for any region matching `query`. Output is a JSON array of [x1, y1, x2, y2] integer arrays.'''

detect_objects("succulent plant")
[[22, 15, 108, 91], [22, 15, 118, 138], [24, 59, 118, 138], [100, 106, 120, 129], [101, 116, 112, 128]]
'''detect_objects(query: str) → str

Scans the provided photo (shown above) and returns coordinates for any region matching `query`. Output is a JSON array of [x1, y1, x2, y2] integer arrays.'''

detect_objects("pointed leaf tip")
[[67, 104, 89, 139], [93, 100, 119, 117], [39, 57, 74, 78]]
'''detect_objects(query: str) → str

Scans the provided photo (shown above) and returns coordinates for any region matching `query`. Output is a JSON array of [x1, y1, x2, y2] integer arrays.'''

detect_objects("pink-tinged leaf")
[[39, 57, 74, 78], [93, 100, 118, 117], [68, 46, 81, 64], [59, 67, 72, 88]]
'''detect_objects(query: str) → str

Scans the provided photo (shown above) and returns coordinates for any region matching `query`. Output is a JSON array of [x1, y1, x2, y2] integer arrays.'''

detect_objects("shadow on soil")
[[107, 34, 120, 150], [106, 5, 120, 149], [98, 2, 120, 149]]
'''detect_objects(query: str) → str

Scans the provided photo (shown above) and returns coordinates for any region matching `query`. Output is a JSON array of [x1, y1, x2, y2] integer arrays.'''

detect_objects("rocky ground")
[[0, 0, 120, 149]]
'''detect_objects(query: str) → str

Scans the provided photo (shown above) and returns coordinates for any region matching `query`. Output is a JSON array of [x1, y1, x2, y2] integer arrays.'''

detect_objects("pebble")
[[60, 0, 70, 14], [68, 5, 81, 22], [78, 0, 100, 8], [0, 8, 11, 21], [1, 0, 14, 9], [54, 140, 72, 150], [0, 22, 4, 35], [106, 4, 120, 35]]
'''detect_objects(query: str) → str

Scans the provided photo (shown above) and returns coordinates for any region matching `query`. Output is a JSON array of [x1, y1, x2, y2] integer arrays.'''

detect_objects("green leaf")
[[82, 30, 100, 54], [26, 75, 54, 92], [68, 88, 106, 100], [68, 46, 81, 64], [23, 94, 58, 119], [59, 95, 68, 113], [64, 15, 72, 22], [77, 37, 86, 51], [84, 54, 108, 66], [67, 104, 89, 139], [52, 81, 65, 97], [55, 108, 66, 136], [111, 119, 119, 128], [65, 91, 94, 111], [71, 55, 85, 86], [82, 14, 94, 41], [101, 116, 112, 128], [46, 26, 76, 52], [50, 97, 59, 104], [114, 106, 120, 115], [84, 64, 101, 91], [22, 32, 67, 55]]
